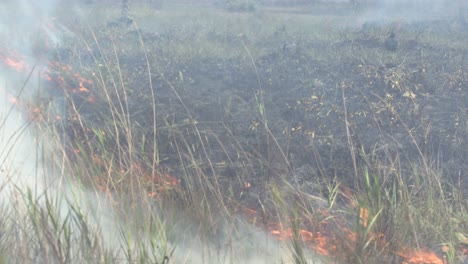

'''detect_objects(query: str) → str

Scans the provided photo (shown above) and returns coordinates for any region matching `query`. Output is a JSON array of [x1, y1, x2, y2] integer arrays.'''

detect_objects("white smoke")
[[0, 1, 325, 263], [0, 0, 128, 261], [356, 0, 463, 27], [0, 72, 124, 259]]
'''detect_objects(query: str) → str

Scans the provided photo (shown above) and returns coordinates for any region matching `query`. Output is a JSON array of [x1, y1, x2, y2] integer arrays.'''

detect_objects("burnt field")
[[0, 1, 467, 263]]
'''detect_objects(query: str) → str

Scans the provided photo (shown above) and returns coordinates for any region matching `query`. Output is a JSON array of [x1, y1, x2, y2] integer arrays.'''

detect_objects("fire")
[[0, 34, 451, 264], [398, 248, 444, 264], [9, 96, 20, 106], [44, 61, 94, 94], [0, 47, 94, 97], [135, 162, 180, 189], [0, 48, 30, 73], [359, 207, 369, 228], [244, 181, 251, 188], [239, 199, 445, 264], [4, 57, 29, 73], [270, 222, 338, 256], [0, 45, 96, 125], [270, 227, 339, 257]]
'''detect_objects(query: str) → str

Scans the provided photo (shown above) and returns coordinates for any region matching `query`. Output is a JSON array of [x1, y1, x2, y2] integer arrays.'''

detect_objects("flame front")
[[240, 204, 445, 264]]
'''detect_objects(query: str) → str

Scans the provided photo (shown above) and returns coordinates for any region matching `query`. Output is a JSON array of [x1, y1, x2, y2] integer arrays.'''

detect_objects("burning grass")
[[0, 1, 467, 263]]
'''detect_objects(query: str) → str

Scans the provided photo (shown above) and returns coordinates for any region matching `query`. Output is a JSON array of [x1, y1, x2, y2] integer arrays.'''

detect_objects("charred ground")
[[17, 1, 468, 263]]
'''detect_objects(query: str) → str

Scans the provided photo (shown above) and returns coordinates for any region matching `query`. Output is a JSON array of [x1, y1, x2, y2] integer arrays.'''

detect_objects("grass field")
[[0, 1, 467, 263]]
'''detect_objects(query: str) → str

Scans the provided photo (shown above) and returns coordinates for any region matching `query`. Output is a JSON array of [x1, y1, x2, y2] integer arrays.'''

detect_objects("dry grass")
[[0, 1, 467, 263]]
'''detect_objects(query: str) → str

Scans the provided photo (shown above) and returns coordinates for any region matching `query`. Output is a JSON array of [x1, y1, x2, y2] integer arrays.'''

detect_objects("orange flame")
[[0, 47, 29, 73], [0, 46, 97, 124], [359, 207, 369, 228], [239, 196, 444, 264], [0, 45, 448, 264], [4, 57, 29, 73], [397, 248, 444, 264]]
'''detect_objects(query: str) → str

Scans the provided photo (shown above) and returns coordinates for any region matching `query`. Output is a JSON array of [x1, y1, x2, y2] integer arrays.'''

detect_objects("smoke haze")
[[1, 0, 464, 263], [0, 1, 315, 263]]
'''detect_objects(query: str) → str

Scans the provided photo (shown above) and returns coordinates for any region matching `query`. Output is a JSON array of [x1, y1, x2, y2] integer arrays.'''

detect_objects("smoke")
[[0, 0, 125, 259], [0, 68, 120, 255], [0, 0, 66, 198], [0, 90, 38, 198], [170, 222, 323, 264], [354, 0, 463, 29], [0, 1, 325, 263]]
